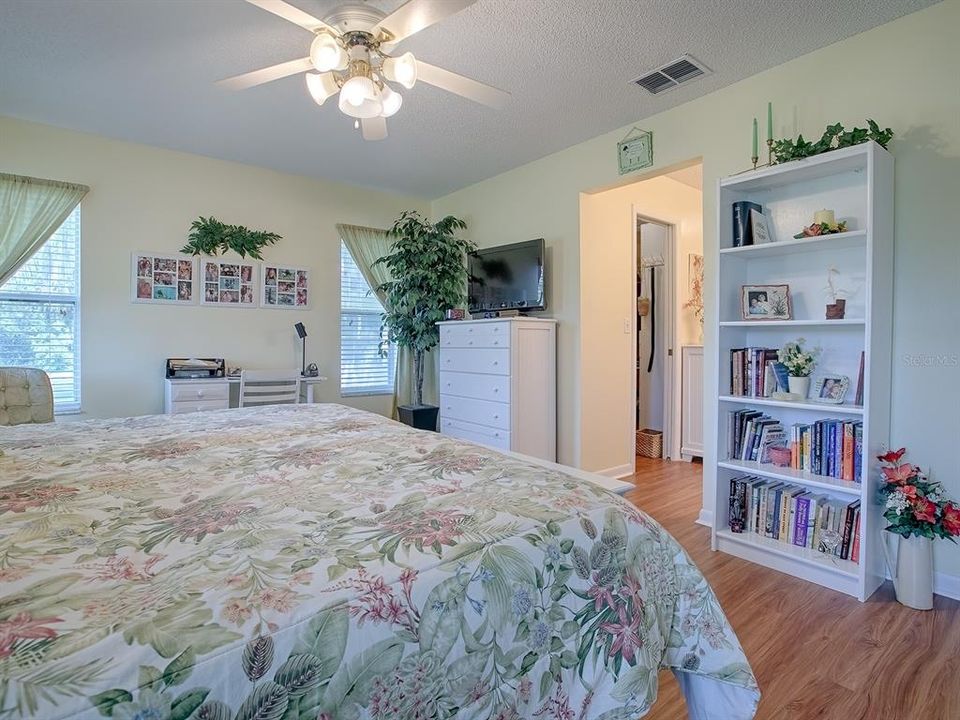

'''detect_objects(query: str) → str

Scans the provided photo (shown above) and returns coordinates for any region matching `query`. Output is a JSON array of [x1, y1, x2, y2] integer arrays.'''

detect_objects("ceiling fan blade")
[[218, 57, 314, 90], [374, 0, 477, 45], [361, 116, 388, 141], [244, 0, 339, 34], [416, 61, 510, 109]]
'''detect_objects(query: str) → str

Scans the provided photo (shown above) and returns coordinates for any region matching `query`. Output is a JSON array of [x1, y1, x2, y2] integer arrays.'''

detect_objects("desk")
[[164, 376, 328, 414]]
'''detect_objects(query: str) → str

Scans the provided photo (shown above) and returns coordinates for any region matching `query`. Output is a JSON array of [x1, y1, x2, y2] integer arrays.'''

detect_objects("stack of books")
[[729, 347, 785, 397], [727, 409, 863, 482], [728, 476, 861, 563]]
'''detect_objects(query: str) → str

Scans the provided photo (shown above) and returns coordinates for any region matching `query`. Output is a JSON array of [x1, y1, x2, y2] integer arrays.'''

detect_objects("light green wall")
[[1, 117, 428, 419], [434, 1, 960, 578]]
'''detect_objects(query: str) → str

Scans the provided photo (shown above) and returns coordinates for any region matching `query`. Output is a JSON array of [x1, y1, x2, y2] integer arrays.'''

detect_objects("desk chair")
[[238, 370, 301, 408]]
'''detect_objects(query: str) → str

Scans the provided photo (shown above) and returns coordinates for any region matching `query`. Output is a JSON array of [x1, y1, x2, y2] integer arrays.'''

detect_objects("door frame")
[[630, 209, 677, 463]]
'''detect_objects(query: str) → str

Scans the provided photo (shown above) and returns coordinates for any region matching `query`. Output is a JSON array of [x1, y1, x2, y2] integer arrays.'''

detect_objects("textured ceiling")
[[0, 0, 935, 198]]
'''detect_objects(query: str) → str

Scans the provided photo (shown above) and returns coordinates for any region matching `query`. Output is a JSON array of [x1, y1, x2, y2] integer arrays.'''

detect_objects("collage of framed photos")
[[131, 252, 309, 310]]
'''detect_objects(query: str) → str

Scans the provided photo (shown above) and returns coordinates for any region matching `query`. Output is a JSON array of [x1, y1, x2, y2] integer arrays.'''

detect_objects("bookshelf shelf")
[[719, 319, 865, 328], [716, 529, 858, 578], [717, 459, 862, 497], [718, 396, 865, 415], [709, 141, 894, 602], [719, 229, 867, 258]]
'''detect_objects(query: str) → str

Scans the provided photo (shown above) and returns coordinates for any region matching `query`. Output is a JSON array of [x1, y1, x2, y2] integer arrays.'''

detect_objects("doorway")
[[577, 160, 703, 477], [634, 218, 674, 463]]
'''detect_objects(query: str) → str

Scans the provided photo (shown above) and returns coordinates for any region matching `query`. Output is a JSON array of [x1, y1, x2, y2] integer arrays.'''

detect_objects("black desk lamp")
[[294, 322, 307, 376]]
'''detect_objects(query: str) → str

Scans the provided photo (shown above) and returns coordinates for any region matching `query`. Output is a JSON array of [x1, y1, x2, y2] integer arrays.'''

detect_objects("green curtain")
[[337, 224, 437, 417], [0, 174, 89, 286]]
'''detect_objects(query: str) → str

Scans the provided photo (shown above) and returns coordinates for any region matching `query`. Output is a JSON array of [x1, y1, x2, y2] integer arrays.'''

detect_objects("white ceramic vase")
[[882, 533, 934, 610], [788, 375, 810, 398]]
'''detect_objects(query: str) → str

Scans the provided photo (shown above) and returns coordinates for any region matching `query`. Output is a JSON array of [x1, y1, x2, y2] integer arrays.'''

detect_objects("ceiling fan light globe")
[[340, 75, 375, 107], [383, 52, 417, 90], [380, 85, 402, 117], [338, 78, 383, 119], [310, 33, 347, 72], [305, 72, 339, 106]]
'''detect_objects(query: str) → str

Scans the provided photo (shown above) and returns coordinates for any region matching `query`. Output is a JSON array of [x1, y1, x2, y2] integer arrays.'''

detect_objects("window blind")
[[0, 206, 81, 412], [340, 241, 395, 395]]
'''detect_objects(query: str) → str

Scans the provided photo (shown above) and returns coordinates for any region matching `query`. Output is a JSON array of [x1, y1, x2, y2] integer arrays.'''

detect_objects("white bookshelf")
[[709, 141, 893, 601]]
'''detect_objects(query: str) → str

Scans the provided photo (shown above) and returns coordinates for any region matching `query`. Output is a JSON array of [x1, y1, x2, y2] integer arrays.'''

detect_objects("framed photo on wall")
[[261, 264, 309, 309], [132, 252, 197, 304], [200, 259, 258, 307]]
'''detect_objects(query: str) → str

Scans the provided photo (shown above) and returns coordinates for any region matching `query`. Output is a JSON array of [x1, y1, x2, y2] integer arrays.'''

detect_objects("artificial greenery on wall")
[[771, 119, 894, 164], [181, 216, 281, 259]]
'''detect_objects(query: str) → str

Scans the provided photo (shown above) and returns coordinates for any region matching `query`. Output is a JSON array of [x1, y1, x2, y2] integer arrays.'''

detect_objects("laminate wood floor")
[[626, 456, 960, 720]]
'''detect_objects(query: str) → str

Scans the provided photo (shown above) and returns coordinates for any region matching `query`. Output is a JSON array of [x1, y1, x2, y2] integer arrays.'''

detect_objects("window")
[[0, 206, 81, 412], [340, 241, 395, 395]]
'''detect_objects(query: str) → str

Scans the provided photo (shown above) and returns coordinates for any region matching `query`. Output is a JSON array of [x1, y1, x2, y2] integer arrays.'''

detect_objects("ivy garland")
[[181, 216, 281, 259], [771, 119, 893, 164]]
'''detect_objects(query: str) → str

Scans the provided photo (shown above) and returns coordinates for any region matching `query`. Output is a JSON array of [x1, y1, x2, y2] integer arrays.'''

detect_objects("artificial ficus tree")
[[374, 211, 475, 406]]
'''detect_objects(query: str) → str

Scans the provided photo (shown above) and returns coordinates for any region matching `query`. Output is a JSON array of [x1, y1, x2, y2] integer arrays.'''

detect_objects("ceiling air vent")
[[632, 54, 711, 95]]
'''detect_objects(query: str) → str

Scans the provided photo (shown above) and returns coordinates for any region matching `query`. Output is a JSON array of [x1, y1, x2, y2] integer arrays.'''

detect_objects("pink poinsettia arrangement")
[[878, 447, 960, 540]]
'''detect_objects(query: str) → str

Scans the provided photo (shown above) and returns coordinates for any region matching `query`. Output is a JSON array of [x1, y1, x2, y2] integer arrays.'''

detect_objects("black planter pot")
[[397, 404, 439, 432]]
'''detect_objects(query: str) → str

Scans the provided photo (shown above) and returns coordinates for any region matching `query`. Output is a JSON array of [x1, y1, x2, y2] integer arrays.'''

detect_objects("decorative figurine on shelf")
[[793, 209, 848, 239], [823, 266, 858, 320]]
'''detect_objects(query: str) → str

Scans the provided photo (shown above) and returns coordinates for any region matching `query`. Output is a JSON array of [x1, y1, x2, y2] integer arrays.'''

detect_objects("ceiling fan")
[[219, 0, 510, 140]]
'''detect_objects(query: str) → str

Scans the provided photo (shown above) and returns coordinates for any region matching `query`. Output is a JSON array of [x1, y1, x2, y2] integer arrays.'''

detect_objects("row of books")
[[729, 346, 785, 397], [790, 419, 863, 482], [728, 476, 861, 563], [727, 409, 863, 482]]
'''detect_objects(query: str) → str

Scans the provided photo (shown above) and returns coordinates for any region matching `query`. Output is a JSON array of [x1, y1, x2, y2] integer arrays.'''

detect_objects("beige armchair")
[[0, 367, 55, 426]]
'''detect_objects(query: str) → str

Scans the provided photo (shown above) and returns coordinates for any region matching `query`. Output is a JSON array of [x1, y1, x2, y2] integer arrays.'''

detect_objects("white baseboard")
[[934, 572, 960, 601], [597, 463, 635, 479], [695, 508, 713, 528]]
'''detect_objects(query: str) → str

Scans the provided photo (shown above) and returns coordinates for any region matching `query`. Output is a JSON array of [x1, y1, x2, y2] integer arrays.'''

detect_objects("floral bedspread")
[[0, 404, 758, 719]]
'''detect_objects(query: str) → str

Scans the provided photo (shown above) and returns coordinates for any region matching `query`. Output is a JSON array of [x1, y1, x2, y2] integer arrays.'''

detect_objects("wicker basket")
[[635, 428, 663, 458]]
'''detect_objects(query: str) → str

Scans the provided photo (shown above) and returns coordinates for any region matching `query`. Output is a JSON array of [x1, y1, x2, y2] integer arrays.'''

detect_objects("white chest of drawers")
[[437, 318, 557, 461], [164, 379, 230, 415]]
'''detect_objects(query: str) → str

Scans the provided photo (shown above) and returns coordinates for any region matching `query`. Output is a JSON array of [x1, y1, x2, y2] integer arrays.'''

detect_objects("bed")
[[0, 404, 758, 719]]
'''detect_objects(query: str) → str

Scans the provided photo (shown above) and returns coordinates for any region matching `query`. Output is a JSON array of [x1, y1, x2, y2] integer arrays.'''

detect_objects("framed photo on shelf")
[[813, 375, 850, 404], [132, 252, 197, 304], [261, 264, 309, 309], [740, 284, 791, 321], [200, 259, 258, 307]]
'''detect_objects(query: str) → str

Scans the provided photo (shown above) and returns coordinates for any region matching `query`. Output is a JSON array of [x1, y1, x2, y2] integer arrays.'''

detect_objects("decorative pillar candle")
[[814, 209, 836, 226]]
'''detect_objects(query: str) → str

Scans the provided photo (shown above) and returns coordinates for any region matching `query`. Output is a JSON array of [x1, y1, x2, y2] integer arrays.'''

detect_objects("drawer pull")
[[493, 414, 499, 420], [492, 361, 498, 366], [493, 388, 499, 393], [197, 390, 204, 397]]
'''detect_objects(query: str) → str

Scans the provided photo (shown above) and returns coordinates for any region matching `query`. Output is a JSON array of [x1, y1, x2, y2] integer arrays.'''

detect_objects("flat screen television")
[[468, 239, 545, 313]]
